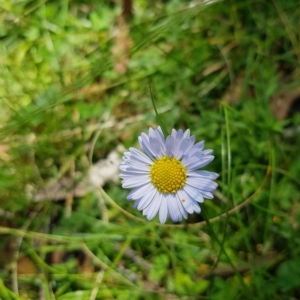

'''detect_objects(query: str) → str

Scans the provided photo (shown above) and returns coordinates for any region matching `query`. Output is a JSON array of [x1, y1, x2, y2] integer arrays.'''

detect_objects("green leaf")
[[57, 291, 90, 300], [149, 254, 169, 281], [174, 269, 209, 295], [276, 259, 300, 292]]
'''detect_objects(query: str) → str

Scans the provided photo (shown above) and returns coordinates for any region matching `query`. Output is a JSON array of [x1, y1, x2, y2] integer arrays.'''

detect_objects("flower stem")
[[149, 82, 169, 136]]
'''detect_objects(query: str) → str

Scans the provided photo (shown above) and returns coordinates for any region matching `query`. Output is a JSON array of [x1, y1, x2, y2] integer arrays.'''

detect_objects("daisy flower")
[[119, 127, 218, 224]]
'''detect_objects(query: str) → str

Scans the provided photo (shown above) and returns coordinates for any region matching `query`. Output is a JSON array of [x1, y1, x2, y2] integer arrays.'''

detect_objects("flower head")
[[119, 127, 218, 224]]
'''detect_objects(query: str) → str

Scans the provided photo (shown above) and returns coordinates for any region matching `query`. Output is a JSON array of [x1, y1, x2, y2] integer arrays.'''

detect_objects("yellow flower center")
[[150, 156, 187, 194]]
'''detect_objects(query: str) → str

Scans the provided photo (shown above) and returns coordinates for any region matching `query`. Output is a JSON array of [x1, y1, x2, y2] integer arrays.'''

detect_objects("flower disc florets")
[[119, 127, 219, 224], [150, 157, 186, 193]]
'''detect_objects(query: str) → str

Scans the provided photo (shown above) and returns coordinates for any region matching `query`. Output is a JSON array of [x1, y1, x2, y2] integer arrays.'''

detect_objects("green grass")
[[1, 0, 300, 299]]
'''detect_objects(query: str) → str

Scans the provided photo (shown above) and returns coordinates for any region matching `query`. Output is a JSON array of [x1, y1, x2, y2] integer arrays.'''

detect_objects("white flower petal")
[[147, 127, 166, 157], [186, 155, 215, 170], [159, 197, 168, 224], [203, 149, 213, 155], [157, 126, 163, 134], [192, 200, 201, 213], [166, 135, 174, 157], [149, 135, 162, 157], [187, 170, 219, 180], [167, 194, 183, 222], [179, 139, 190, 155], [182, 154, 202, 168], [138, 134, 155, 159], [171, 128, 177, 138], [177, 189, 197, 214], [173, 129, 184, 157], [186, 177, 218, 191], [119, 171, 149, 178], [183, 185, 204, 203], [193, 140, 205, 151], [175, 193, 188, 219], [137, 188, 157, 210], [122, 176, 151, 188], [154, 127, 166, 150], [120, 167, 149, 174], [144, 192, 163, 220], [120, 160, 150, 172], [185, 141, 204, 159], [183, 129, 190, 138], [183, 136, 196, 155], [127, 183, 153, 200], [133, 198, 142, 208], [192, 189, 214, 199], [129, 148, 153, 164]]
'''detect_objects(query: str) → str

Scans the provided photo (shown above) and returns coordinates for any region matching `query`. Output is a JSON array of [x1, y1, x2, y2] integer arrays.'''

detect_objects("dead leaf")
[[17, 255, 37, 275], [52, 250, 65, 264], [222, 75, 244, 105], [80, 255, 95, 274], [202, 62, 225, 77], [270, 87, 300, 120]]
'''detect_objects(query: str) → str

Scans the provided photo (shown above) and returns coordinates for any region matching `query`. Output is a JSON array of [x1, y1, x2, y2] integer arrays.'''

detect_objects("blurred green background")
[[1, 0, 300, 299]]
